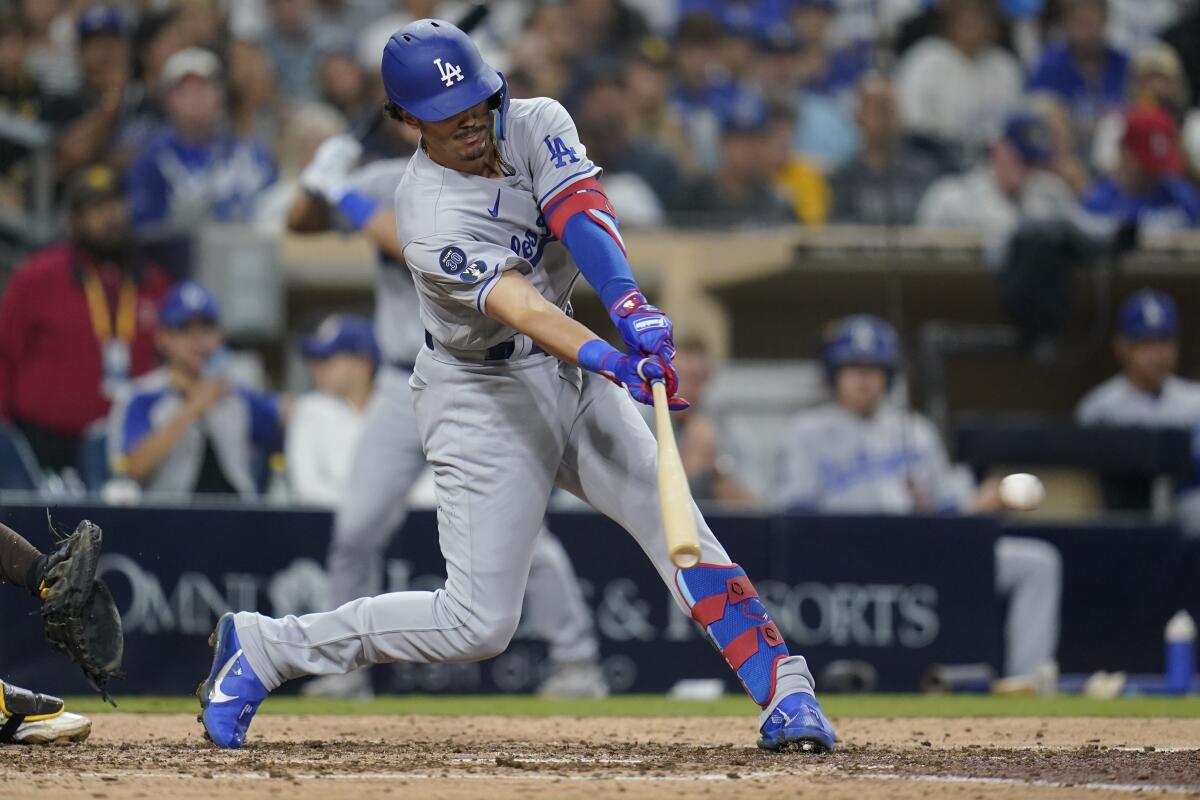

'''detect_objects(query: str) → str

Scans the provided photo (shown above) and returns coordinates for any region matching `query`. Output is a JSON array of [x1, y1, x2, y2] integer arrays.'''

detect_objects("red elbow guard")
[[543, 178, 621, 251]]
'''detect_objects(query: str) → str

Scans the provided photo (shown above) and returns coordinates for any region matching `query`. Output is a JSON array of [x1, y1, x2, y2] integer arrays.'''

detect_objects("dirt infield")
[[3, 714, 1200, 799]]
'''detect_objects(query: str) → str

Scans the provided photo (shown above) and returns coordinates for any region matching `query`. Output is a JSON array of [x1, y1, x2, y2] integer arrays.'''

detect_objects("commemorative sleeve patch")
[[459, 259, 489, 284], [439, 246, 467, 275]]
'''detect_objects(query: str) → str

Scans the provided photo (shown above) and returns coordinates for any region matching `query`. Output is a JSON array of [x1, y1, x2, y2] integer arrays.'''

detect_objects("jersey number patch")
[[434, 58, 464, 88], [543, 136, 580, 168]]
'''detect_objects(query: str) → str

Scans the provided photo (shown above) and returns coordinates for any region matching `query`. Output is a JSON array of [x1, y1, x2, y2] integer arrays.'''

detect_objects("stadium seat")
[[0, 425, 43, 491]]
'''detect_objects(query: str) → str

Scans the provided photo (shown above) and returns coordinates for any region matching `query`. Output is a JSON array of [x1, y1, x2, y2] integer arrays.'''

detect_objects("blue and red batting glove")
[[578, 340, 688, 410], [610, 290, 676, 361]]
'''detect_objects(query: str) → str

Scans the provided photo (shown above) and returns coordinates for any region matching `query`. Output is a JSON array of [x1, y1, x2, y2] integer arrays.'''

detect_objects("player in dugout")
[[774, 315, 1062, 684]]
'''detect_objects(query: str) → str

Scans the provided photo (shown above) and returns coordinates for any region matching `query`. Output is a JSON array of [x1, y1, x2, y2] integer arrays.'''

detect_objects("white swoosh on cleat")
[[777, 709, 801, 727], [209, 649, 243, 704]]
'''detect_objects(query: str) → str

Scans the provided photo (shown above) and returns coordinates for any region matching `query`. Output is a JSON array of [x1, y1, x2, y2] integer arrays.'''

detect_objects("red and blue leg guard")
[[675, 563, 787, 707]]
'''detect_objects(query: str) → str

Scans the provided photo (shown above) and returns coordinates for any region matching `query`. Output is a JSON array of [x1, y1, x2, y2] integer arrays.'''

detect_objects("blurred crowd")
[[1, 0, 1200, 514], [0, 0, 1199, 238]]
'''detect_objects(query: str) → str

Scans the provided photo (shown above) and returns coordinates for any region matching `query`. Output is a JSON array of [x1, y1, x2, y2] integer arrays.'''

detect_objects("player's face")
[[835, 365, 888, 417], [1118, 337, 1178, 392], [412, 100, 493, 167], [309, 354, 372, 398], [158, 320, 223, 377]]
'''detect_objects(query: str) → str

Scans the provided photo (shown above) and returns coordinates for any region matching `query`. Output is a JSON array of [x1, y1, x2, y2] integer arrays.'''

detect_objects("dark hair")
[[132, 9, 180, 81], [383, 100, 405, 121]]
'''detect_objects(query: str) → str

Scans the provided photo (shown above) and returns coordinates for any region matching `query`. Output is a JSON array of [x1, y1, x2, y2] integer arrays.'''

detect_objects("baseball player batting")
[[287, 149, 606, 699], [197, 18, 836, 753]]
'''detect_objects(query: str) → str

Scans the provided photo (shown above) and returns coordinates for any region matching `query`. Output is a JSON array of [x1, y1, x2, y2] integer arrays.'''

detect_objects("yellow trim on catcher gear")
[[38, 579, 48, 600], [0, 681, 66, 723]]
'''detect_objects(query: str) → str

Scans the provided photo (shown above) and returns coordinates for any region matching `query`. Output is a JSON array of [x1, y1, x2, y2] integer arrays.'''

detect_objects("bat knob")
[[636, 357, 663, 384]]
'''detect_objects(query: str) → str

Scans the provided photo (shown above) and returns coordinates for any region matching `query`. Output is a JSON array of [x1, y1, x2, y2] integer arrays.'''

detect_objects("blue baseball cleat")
[[197, 612, 269, 749], [758, 692, 837, 753]]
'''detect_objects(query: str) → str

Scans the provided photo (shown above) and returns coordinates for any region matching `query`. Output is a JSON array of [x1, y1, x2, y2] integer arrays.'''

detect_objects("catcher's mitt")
[[39, 516, 124, 704]]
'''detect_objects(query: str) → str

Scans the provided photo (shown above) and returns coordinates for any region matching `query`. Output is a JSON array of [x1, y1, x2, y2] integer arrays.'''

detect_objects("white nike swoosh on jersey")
[[209, 649, 243, 704]]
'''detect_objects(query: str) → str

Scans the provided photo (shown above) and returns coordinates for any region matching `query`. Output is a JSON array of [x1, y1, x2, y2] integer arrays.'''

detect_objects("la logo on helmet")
[[434, 57, 464, 88]]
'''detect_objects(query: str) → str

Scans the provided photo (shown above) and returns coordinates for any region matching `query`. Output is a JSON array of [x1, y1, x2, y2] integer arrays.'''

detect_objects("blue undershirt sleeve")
[[561, 213, 638, 310]]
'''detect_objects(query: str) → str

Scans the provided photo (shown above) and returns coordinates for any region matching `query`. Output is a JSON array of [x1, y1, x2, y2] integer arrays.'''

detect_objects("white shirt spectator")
[[896, 37, 1024, 155], [916, 165, 1078, 265], [286, 392, 365, 506]]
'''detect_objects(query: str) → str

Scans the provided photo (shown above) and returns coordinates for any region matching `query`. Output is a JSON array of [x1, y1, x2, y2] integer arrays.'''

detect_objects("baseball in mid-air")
[[999, 473, 1045, 511]]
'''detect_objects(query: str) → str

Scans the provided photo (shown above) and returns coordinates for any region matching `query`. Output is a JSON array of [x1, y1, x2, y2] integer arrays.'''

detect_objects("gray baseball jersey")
[[775, 401, 1061, 677], [394, 97, 600, 352], [232, 96, 816, 727], [774, 402, 964, 514], [344, 159, 424, 365], [1077, 372, 1200, 538], [1076, 374, 1200, 427]]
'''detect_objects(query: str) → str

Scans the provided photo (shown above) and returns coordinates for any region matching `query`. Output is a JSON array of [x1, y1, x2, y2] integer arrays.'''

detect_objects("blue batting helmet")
[[381, 19, 504, 124], [821, 314, 900, 382], [1118, 289, 1179, 341]]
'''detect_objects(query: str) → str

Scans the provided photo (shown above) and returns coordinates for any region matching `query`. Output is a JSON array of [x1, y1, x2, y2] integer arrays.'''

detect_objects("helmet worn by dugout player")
[[381, 18, 509, 134], [821, 314, 900, 384]]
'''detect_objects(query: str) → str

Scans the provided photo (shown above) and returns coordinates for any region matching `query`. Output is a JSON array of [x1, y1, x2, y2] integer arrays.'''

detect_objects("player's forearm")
[[286, 191, 332, 233], [122, 408, 198, 481], [484, 271, 600, 363], [362, 209, 405, 261]]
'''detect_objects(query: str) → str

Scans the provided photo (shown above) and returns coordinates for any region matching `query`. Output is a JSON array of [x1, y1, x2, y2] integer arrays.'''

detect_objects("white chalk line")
[[8, 767, 1200, 794]]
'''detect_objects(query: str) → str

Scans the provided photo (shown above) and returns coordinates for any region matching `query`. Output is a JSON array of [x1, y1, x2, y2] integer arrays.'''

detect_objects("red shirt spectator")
[[0, 166, 170, 472]]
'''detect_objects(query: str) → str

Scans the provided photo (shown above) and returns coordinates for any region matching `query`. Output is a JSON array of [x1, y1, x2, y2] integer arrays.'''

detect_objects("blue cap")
[[822, 314, 900, 382], [301, 315, 380, 364], [381, 19, 504, 123], [1003, 113, 1053, 165], [720, 90, 770, 134], [77, 5, 128, 39], [160, 281, 220, 328], [1118, 289, 1179, 341]]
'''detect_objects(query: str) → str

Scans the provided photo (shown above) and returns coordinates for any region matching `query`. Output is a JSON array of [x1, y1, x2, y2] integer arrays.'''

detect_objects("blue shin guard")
[[676, 563, 787, 706]]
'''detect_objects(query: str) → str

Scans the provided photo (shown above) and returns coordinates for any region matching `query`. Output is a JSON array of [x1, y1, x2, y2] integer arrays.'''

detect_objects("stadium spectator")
[[671, 93, 796, 228], [1090, 45, 1200, 180], [566, 0, 652, 61], [672, 339, 758, 509], [18, 0, 78, 96], [175, 0, 227, 54], [0, 11, 74, 203], [125, 47, 278, 238], [668, 13, 738, 172], [1106, 0, 1182, 54], [830, 73, 942, 225], [1162, 4, 1200, 108], [573, 68, 679, 220], [227, 39, 280, 143], [788, 0, 871, 101], [286, 315, 378, 506], [773, 314, 1061, 681], [54, 5, 138, 178], [1026, 92, 1092, 197], [108, 281, 282, 498], [253, 102, 347, 233], [764, 97, 830, 225], [623, 50, 698, 178], [916, 113, 1078, 261], [0, 166, 171, 473], [895, 0, 1024, 161], [1077, 290, 1200, 535], [508, 2, 578, 101], [316, 44, 373, 131], [1081, 106, 1200, 233], [257, 0, 326, 103], [1027, 0, 1129, 147]]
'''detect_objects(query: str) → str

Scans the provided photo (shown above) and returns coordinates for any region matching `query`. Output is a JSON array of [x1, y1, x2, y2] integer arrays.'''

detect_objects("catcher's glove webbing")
[[39, 516, 124, 704]]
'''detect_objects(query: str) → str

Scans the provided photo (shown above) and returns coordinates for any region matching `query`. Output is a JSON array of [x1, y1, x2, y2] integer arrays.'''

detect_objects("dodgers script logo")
[[434, 57, 464, 88]]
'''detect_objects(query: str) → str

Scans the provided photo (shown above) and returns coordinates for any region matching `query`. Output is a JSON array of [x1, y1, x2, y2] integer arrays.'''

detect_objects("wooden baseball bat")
[[652, 381, 701, 569]]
